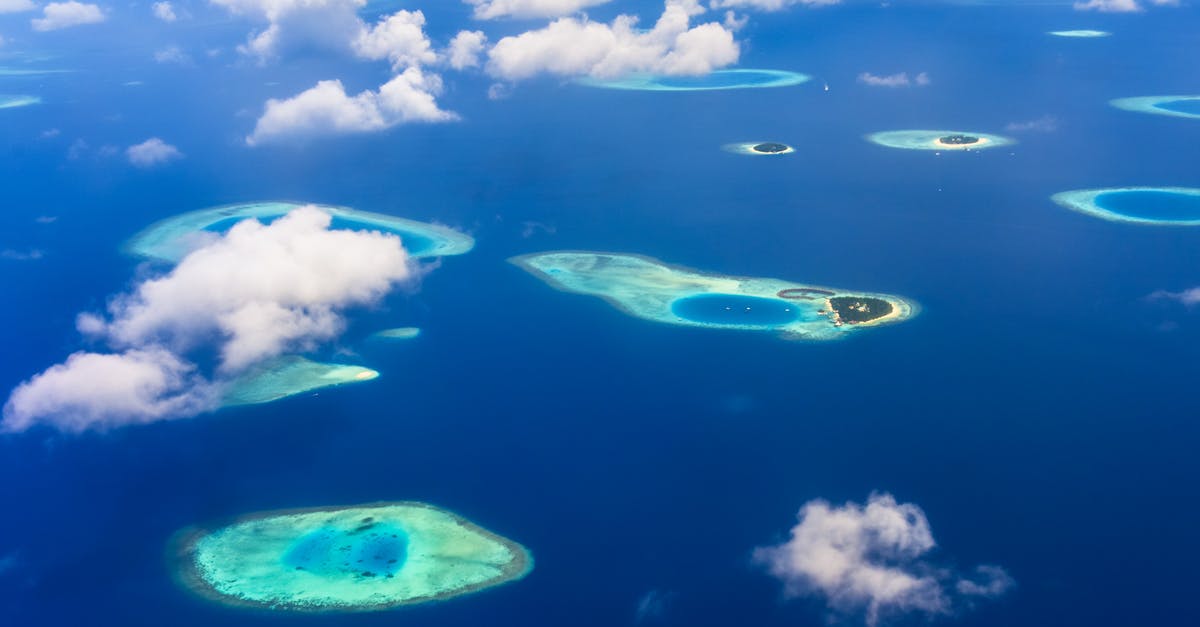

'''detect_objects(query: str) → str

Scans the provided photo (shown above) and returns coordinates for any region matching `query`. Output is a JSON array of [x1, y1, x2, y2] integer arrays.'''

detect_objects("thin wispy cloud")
[[858, 71, 930, 88], [1148, 287, 1200, 306], [1074, 0, 1178, 12], [1005, 115, 1058, 133]]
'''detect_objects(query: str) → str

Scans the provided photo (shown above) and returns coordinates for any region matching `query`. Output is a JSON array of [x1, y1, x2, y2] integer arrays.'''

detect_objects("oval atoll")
[[509, 251, 915, 340], [0, 95, 41, 109], [170, 501, 532, 612], [866, 130, 1014, 151], [1051, 187, 1200, 226], [1110, 95, 1200, 120], [1048, 30, 1110, 38], [125, 201, 475, 263], [578, 69, 810, 91], [723, 141, 795, 156]]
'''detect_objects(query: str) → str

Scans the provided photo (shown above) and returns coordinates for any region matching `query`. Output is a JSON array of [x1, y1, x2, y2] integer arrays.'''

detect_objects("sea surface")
[[2, 3, 1199, 626]]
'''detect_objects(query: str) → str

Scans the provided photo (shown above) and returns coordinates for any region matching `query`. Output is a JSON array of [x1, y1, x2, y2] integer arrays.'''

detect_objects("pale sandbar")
[[222, 356, 379, 407], [369, 327, 421, 341], [1048, 30, 1110, 38], [0, 95, 40, 109], [1110, 95, 1200, 120]]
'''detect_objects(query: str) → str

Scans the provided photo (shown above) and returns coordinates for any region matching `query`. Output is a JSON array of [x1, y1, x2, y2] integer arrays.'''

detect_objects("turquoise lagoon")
[[578, 69, 810, 91], [671, 293, 803, 328], [1051, 187, 1200, 225]]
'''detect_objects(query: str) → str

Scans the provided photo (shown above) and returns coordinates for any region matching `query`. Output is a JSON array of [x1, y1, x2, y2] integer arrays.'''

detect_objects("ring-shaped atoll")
[[1051, 187, 1200, 226], [578, 69, 810, 91], [723, 142, 795, 156], [866, 130, 1015, 151], [125, 201, 475, 263], [1048, 30, 1110, 38], [170, 501, 532, 612], [221, 356, 379, 407], [510, 251, 915, 340], [1110, 96, 1200, 120], [0, 95, 40, 109]]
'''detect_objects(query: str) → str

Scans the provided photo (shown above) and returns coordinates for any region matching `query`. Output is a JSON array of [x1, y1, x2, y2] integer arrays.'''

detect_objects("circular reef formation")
[[1110, 96, 1200, 120], [125, 201, 475, 263], [1051, 187, 1200, 226], [866, 130, 1014, 151], [171, 502, 532, 612], [1048, 30, 1110, 38], [723, 141, 795, 156], [578, 69, 810, 91]]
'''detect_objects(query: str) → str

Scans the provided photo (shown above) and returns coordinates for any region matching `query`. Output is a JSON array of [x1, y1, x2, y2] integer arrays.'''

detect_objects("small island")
[[1110, 95, 1200, 120], [509, 251, 915, 340], [867, 129, 1014, 151], [124, 201, 475, 263], [221, 356, 379, 407], [170, 501, 532, 612], [578, 69, 811, 91], [369, 327, 421, 341], [723, 141, 795, 156]]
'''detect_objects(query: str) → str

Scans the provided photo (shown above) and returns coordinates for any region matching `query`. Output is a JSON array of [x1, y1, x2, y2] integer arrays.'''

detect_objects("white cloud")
[[858, 71, 929, 88], [0, 0, 35, 14], [1149, 287, 1200, 306], [211, 0, 367, 61], [711, 0, 841, 10], [4, 208, 419, 433], [1005, 115, 1058, 133], [153, 45, 191, 65], [31, 1, 105, 31], [754, 493, 1011, 625], [1, 249, 45, 261], [447, 30, 487, 70], [247, 68, 455, 145], [353, 9, 437, 70], [465, 0, 611, 20], [152, 0, 176, 21], [1074, 0, 1177, 11], [126, 137, 184, 167], [486, 0, 739, 81]]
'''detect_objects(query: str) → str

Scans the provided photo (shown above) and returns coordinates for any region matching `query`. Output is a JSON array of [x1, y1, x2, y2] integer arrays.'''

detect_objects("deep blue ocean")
[[2, 2, 1199, 626]]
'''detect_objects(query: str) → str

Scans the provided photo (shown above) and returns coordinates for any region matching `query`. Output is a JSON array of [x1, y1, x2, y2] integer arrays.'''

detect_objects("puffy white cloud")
[[353, 9, 437, 70], [858, 71, 929, 87], [0, 0, 35, 14], [3, 349, 215, 433], [31, 1, 105, 31], [4, 207, 420, 432], [152, 0, 176, 21], [486, 0, 739, 80], [465, 0, 611, 20], [247, 68, 455, 145], [711, 0, 841, 10], [754, 493, 1011, 625], [447, 30, 487, 70], [210, 0, 367, 61], [126, 137, 184, 167]]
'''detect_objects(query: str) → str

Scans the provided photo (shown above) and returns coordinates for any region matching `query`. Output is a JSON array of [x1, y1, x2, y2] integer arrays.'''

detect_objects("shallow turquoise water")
[[671, 294, 800, 327], [203, 215, 436, 255], [1156, 99, 1200, 115], [651, 72, 781, 89], [281, 523, 409, 578], [1094, 190, 1200, 222]]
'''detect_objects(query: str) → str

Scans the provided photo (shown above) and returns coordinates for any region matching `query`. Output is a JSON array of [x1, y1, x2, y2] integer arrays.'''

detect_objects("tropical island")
[[754, 142, 791, 153], [170, 501, 532, 612], [509, 251, 915, 340], [724, 141, 795, 156], [124, 201, 475, 263], [867, 129, 1014, 151]]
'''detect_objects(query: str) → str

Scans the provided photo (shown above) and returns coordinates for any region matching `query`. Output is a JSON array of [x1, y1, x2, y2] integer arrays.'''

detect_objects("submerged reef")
[[1051, 187, 1200, 226], [125, 201, 475, 263], [510, 251, 915, 340], [1110, 96, 1200, 120], [369, 327, 422, 341], [578, 69, 810, 91], [1048, 30, 1110, 37], [723, 141, 795, 156], [222, 356, 379, 407], [0, 95, 40, 109], [866, 130, 1014, 151], [171, 502, 532, 612]]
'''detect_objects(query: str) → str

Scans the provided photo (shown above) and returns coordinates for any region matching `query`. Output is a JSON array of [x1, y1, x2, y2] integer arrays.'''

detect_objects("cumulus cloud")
[[152, 0, 176, 21], [210, 0, 367, 61], [31, 1, 105, 31], [465, 0, 611, 20], [447, 30, 487, 70], [858, 71, 929, 88], [126, 137, 184, 167], [1074, 0, 1177, 11], [247, 68, 455, 145], [0, 0, 35, 14], [1005, 115, 1058, 133], [487, 0, 739, 81], [711, 0, 841, 10], [754, 493, 1011, 625], [3, 208, 419, 433], [353, 10, 438, 70], [1148, 287, 1200, 306]]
